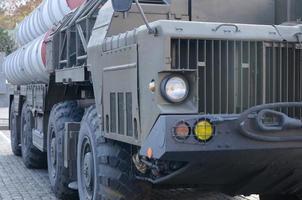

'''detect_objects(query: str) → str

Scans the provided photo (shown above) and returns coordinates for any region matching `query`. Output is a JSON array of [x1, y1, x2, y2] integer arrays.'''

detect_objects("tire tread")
[[47, 101, 83, 200], [78, 106, 148, 200], [21, 103, 46, 169]]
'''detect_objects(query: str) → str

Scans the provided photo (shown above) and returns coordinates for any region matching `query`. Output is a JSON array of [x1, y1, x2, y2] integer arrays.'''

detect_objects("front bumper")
[[141, 102, 302, 160], [139, 103, 302, 194]]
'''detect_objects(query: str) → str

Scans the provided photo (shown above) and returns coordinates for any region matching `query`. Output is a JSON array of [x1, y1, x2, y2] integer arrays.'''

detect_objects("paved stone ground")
[[0, 107, 259, 200], [0, 130, 57, 200]]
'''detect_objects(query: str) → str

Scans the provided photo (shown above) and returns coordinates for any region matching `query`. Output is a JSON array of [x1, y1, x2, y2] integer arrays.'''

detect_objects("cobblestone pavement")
[[0, 130, 57, 200], [0, 107, 259, 200]]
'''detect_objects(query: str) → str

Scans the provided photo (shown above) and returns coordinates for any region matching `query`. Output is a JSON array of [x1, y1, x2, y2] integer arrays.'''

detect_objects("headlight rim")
[[160, 74, 190, 103]]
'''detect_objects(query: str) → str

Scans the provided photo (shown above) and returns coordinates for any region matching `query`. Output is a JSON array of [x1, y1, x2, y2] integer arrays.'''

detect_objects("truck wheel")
[[260, 194, 300, 200], [21, 104, 46, 168], [77, 106, 149, 200], [10, 101, 21, 156], [47, 101, 84, 200]]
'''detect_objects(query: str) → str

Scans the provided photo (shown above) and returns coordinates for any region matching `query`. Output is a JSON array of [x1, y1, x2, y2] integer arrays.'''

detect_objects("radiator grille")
[[118, 93, 125, 135], [109, 92, 134, 137], [126, 93, 133, 137], [110, 93, 116, 133], [171, 39, 302, 115]]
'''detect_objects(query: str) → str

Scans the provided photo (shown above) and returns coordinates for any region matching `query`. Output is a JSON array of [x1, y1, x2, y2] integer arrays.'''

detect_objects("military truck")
[[4, 0, 302, 199]]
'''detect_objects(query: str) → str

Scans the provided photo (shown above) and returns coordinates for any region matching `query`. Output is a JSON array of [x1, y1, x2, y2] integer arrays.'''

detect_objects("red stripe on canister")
[[67, 0, 86, 10], [41, 31, 52, 66]]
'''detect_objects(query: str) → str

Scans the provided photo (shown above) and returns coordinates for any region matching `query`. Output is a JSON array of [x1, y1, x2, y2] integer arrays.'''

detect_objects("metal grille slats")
[[265, 43, 302, 116], [171, 39, 302, 116], [109, 92, 134, 137], [110, 93, 116, 133]]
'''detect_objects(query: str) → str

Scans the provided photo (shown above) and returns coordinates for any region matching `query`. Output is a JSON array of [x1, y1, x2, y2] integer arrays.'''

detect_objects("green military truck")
[[4, 0, 302, 199]]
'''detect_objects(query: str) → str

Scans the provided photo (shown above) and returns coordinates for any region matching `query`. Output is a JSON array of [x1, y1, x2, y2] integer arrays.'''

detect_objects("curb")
[[0, 126, 8, 130], [0, 118, 8, 130]]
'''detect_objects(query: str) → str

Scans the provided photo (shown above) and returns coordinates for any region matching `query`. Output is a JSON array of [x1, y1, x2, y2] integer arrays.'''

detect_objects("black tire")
[[10, 101, 21, 156], [47, 101, 84, 200], [77, 106, 149, 200], [21, 103, 47, 168], [260, 194, 300, 200]]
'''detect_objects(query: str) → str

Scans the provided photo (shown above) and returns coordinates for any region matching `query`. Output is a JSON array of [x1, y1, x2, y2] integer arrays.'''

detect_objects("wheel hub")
[[50, 138, 56, 165], [23, 124, 28, 146], [50, 137, 57, 178], [11, 117, 16, 139], [80, 138, 94, 200], [83, 152, 93, 188]]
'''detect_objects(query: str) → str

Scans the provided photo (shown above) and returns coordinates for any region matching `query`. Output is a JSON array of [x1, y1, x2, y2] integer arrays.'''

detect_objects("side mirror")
[[111, 0, 133, 12]]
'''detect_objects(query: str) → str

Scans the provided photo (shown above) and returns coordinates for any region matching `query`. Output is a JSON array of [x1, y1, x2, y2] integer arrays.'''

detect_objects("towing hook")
[[257, 109, 302, 131], [238, 102, 302, 142]]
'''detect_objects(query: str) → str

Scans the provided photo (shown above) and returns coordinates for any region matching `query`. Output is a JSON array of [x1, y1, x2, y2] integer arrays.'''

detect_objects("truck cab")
[[5, 0, 302, 199]]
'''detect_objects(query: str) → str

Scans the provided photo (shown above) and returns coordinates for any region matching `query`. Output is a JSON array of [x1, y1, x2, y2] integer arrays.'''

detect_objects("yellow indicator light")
[[194, 120, 214, 142]]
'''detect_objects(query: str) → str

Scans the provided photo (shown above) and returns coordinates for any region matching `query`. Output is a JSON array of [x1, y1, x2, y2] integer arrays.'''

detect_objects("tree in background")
[[0, 0, 41, 54], [0, 28, 15, 55], [0, 0, 26, 15], [0, 0, 42, 29]]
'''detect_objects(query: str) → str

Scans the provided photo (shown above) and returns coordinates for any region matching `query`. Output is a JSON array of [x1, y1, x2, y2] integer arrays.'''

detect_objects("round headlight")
[[161, 75, 189, 103]]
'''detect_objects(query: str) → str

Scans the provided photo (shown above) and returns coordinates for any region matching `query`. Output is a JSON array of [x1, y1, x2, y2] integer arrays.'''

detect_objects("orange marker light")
[[148, 80, 156, 93], [147, 148, 153, 159], [174, 122, 190, 140]]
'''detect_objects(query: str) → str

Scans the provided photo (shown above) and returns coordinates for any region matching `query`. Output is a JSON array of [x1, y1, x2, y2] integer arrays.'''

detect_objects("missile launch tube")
[[3, 34, 49, 85], [16, 0, 85, 45], [4, 0, 86, 85]]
